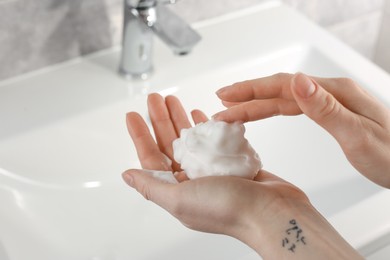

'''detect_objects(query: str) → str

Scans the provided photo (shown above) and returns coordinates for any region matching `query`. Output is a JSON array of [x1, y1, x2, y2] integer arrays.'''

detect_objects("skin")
[[123, 92, 363, 259], [214, 73, 390, 188]]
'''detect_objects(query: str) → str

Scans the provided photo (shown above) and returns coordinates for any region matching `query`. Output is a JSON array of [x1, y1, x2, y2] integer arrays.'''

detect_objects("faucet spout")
[[152, 5, 201, 55], [119, 0, 201, 80]]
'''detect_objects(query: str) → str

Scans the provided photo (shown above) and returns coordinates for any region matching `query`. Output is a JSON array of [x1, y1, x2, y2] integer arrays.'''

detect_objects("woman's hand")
[[214, 73, 390, 188], [125, 93, 208, 177], [124, 93, 308, 234], [123, 93, 362, 259]]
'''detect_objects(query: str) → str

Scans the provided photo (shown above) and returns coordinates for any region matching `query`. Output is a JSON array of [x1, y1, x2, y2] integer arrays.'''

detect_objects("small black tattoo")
[[282, 219, 306, 253]]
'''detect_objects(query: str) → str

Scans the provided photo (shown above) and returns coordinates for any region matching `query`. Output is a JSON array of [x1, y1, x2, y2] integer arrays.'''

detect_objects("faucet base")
[[118, 67, 153, 81]]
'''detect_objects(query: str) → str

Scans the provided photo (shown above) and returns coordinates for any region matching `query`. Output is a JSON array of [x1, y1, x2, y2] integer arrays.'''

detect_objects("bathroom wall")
[[0, 0, 388, 81], [375, 0, 390, 72], [170, 0, 385, 59]]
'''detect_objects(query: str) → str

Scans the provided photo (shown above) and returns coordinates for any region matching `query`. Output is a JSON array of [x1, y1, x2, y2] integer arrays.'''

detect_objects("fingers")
[[148, 94, 180, 168], [214, 72, 388, 128], [122, 169, 176, 210], [221, 100, 242, 108], [214, 73, 301, 122], [165, 95, 192, 135], [191, 109, 208, 124], [290, 73, 362, 144], [216, 73, 293, 102], [149, 94, 203, 172], [126, 112, 172, 171], [214, 99, 301, 123], [134, 93, 210, 173]]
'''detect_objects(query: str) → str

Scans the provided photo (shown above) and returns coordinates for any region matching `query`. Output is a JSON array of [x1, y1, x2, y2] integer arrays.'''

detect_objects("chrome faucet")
[[119, 0, 201, 80]]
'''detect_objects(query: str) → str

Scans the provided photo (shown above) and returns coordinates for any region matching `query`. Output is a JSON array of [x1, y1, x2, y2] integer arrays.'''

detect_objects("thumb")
[[122, 169, 177, 205], [291, 73, 359, 143]]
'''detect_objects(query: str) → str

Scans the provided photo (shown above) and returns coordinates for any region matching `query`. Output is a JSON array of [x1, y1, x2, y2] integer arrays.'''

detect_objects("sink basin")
[[1, 1, 390, 259]]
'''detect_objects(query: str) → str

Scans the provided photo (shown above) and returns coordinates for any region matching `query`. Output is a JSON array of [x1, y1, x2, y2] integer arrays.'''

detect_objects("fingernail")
[[122, 171, 134, 187], [293, 73, 316, 98], [216, 86, 230, 95]]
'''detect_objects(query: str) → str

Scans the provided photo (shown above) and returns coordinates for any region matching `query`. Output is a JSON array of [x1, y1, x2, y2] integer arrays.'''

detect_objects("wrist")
[[235, 198, 363, 259]]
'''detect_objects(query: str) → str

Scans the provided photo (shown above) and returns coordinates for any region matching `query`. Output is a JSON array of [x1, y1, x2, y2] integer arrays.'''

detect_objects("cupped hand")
[[123, 93, 310, 252], [123, 93, 364, 259], [214, 73, 390, 188]]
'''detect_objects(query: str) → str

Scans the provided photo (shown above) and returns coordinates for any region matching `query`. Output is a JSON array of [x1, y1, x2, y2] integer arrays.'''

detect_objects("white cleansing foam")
[[173, 120, 262, 180]]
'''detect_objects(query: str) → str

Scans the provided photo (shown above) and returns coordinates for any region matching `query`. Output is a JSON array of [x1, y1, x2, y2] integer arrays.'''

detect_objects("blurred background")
[[0, 0, 389, 81]]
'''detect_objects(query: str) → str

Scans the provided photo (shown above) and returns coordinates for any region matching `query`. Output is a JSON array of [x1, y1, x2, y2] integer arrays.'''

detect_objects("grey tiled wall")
[[0, 0, 387, 81], [0, 0, 115, 81], [170, 0, 385, 59]]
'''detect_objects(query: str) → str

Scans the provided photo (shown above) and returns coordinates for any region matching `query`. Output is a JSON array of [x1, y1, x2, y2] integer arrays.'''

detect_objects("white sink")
[[1, 2, 390, 259]]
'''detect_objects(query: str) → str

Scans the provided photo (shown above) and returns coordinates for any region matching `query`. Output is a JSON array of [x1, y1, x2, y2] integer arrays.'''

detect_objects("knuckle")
[[318, 93, 341, 122], [336, 77, 359, 91], [232, 81, 249, 90], [337, 77, 355, 86], [138, 182, 152, 201], [243, 109, 251, 122], [273, 72, 292, 81], [231, 82, 250, 99]]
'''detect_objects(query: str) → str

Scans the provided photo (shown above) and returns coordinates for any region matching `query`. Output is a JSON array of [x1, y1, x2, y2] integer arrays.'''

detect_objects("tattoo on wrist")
[[282, 219, 306, 253]]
